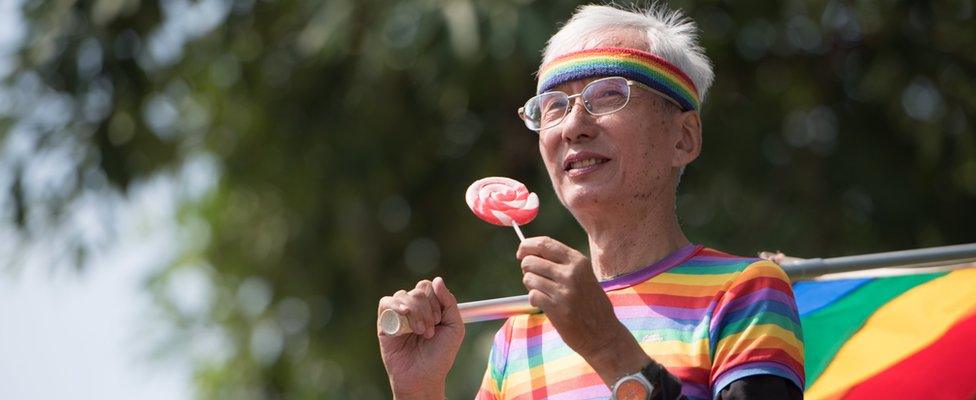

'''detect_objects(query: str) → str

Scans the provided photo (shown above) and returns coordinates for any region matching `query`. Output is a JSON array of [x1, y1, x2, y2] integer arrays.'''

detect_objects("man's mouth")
[[565, 158, 609, 171], [562, 151, 612, 176]]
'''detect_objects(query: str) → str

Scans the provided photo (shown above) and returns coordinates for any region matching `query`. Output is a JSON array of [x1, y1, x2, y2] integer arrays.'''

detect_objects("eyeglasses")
[[517, 76, 676, 132]]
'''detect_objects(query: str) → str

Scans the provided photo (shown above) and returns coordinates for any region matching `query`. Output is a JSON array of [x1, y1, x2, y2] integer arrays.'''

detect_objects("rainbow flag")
[[794, 267, 976, 399]]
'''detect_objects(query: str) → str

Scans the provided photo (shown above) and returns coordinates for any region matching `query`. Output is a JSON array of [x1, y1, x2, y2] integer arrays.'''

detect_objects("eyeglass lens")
[[523, 77, 631, 131]]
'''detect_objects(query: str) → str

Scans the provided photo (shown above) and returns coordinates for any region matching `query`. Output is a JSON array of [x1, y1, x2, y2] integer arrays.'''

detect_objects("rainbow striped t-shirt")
[[475, 244, 804, 400]]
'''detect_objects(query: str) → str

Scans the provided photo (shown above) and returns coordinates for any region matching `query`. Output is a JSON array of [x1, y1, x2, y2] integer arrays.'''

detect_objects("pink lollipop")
[[466, 177, 538, 241]]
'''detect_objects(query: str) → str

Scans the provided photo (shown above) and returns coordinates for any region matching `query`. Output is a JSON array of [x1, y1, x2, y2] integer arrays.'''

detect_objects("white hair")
[[541, 4, 715, 104]]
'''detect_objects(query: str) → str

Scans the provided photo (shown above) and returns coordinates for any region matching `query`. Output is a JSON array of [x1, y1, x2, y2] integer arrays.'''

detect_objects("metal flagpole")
[[779, 242, 976, 280], [459, 243, 976, 323], [380, 243, 976, 335]]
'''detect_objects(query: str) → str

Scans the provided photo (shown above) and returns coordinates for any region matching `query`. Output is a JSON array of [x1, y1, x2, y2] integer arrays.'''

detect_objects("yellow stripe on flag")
[[805, 268, 976, 399]]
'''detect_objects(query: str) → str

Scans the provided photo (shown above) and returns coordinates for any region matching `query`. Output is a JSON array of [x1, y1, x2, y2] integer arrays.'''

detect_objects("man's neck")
[[578, 199, 690, 281]]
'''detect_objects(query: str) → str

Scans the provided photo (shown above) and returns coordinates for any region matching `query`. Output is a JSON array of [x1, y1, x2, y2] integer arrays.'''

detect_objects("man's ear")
[[672, 110, 702, 168]]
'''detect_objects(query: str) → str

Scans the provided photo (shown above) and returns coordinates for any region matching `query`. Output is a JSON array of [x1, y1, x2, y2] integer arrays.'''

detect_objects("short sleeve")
[[709, 260, 805, 398], [476, 319, 514, 400]]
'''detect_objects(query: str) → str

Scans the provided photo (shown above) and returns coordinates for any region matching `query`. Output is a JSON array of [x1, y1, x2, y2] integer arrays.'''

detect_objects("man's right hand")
[[377, 277, 465, 399]]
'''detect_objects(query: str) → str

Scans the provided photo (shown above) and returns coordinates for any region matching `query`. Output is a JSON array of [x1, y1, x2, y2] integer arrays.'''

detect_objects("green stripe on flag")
[[800, 272, 946, 387]]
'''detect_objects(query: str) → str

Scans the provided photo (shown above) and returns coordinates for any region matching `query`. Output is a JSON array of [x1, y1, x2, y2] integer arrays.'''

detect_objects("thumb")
[[433, 277, 461, 326]]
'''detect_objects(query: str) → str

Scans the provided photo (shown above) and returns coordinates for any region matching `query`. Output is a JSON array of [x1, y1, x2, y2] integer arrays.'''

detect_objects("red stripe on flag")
[[840, 311, 976, 399]]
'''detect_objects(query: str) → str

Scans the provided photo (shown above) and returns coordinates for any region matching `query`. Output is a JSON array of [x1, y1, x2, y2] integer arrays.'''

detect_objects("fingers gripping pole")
[[380, 295, 538, 336]]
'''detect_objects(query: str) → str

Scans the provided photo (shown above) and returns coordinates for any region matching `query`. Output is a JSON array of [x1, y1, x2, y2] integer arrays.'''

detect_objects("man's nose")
[[559, 97, 597, 143]]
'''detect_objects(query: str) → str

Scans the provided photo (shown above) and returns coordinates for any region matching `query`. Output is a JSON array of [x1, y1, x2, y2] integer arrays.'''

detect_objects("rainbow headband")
[[536, 47, 700, 111]]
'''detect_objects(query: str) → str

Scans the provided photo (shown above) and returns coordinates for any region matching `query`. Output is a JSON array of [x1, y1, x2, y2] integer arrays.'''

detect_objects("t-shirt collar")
[[599, 243, 704, 291]]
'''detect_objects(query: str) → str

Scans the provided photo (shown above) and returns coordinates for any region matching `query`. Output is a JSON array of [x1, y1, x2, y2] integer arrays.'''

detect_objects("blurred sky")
[[0, 2, 227, 398], [0, 175, 192, 399]]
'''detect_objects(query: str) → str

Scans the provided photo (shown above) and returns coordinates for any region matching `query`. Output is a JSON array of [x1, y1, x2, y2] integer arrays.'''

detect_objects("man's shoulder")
[[670, 247, 763, 273], [666, 247, 790, 285]]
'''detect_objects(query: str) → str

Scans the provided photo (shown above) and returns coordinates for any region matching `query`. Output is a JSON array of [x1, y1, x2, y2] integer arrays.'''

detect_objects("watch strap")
[[641, 361, 684, 400], [640, 361, 664, 386]]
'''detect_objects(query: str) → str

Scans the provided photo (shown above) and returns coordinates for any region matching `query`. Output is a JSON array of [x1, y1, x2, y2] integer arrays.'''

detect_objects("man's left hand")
[[516, 236, 625, 359], [517, 236, 657, 389]]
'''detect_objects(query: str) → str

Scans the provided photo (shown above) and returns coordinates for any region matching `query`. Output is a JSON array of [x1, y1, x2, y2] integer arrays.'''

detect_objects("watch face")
[[615, 378, 649, 400]]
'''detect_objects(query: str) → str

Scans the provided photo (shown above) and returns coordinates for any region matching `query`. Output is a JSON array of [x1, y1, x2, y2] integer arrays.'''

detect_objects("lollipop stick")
[[512, 222, 526, 242]]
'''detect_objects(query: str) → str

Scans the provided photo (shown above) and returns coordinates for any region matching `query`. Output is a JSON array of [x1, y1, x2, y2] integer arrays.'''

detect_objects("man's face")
[[535, 30, 696, 217], [537, 75, 683, 216]]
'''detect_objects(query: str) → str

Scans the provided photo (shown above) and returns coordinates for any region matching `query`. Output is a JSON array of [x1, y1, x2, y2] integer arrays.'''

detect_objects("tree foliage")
[[2, 0, 974, 398]]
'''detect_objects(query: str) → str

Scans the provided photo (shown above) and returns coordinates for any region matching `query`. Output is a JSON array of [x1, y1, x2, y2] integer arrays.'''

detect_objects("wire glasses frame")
[[517, 76, 681, 132]]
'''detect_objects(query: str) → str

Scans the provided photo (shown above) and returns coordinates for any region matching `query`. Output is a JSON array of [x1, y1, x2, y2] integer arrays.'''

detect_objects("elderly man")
[[377, 5, 804, 400]]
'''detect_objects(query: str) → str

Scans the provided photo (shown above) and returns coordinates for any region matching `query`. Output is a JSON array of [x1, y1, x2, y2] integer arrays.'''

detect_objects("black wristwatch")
[[611, 362, 664, 400]]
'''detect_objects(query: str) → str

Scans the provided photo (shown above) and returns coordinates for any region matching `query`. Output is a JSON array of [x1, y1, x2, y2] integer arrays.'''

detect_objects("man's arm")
[[708, 260, 806, 398]]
